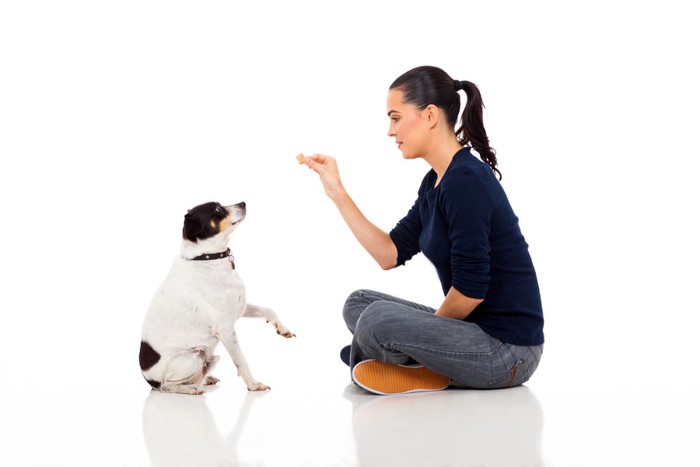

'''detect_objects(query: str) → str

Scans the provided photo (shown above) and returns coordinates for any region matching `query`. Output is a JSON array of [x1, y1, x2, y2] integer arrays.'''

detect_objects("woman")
[[301, 65, 544, 395]]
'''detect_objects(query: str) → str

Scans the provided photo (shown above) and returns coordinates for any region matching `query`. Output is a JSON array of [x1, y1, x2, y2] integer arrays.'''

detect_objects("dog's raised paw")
[[276, 326, 296, 338]]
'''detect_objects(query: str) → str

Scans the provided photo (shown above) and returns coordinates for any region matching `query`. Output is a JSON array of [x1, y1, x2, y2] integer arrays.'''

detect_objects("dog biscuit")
[[296, 153, 305, 164]]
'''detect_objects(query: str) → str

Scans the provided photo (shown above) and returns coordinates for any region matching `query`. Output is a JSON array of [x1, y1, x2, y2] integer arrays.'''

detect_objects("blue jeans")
[[343, 289, 543, 389]]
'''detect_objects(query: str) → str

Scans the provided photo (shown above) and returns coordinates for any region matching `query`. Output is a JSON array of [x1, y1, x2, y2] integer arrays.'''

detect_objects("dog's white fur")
[[140, 202, 294, 395]]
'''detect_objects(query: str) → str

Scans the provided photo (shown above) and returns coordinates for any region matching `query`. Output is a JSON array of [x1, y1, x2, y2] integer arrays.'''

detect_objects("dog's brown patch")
[[217, 215, 233, 233]]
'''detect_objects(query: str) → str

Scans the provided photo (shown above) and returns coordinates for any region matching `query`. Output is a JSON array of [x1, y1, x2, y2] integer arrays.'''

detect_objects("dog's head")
[[182, 201, 246, 243]]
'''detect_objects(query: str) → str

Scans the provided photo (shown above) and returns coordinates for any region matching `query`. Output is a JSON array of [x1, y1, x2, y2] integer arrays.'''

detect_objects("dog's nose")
[[237, 201, 246, 209]]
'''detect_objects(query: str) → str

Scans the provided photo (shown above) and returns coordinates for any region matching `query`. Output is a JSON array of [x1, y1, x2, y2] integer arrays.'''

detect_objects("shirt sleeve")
[[438, 168, 493, 298], [389, 195, 422, 266]]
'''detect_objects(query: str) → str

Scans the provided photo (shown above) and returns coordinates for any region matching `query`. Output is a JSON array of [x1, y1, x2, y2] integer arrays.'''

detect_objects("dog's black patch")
[[183, 201, 231, 242], [139, 341, 160, 371], [146, 379, 161, 390]]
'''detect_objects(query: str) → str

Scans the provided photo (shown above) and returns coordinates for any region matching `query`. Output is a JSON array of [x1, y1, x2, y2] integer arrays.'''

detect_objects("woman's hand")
[[435, 287, 484, 320], [302, 154, 347, 202]]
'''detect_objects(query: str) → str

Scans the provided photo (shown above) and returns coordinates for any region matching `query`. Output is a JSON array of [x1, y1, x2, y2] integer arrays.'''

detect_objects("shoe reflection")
[[142, 389, 261, 467], [344, 385, 544, 467]]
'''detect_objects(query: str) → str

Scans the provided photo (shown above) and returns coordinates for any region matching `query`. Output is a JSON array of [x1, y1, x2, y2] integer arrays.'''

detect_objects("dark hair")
[[389, 66, 501, 180]]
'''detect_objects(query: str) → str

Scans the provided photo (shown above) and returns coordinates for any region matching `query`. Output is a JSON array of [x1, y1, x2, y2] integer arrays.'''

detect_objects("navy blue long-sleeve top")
[[389, 148, 544, 346]]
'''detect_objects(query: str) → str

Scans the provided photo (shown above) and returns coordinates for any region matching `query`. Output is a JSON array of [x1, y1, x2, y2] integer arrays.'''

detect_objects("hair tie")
[[453, 80, 462, 92]]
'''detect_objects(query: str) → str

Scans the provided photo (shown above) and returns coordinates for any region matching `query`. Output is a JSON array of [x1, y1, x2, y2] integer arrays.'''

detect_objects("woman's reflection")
[[346, 385, 544, 467]]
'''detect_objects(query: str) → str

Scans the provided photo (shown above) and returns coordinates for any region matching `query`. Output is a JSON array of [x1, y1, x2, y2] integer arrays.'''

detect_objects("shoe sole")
[[352, 360, 450, 395]]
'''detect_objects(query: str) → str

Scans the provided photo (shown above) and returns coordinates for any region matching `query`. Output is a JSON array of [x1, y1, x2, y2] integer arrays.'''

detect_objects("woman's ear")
[[424, 104, 440, 129]]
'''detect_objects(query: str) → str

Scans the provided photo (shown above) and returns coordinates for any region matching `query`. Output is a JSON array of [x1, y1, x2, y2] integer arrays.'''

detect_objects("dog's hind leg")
[[158, 351, 212, 395], [204, 376, 220, 385], [244, 304, 296, 338], [204, 354, 220, 385]]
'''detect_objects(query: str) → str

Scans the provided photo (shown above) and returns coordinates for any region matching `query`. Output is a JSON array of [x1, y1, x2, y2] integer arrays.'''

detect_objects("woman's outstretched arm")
[[302, 154, 397, 270]]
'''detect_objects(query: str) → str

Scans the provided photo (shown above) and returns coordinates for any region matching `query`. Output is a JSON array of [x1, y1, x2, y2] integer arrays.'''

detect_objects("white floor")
[[2, 319, 699, 467]]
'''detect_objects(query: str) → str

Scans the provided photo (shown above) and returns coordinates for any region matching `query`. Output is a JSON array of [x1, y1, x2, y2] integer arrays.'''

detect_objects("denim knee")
[[352, 302, 416, 366], [354, 301, 398, 342], [343, 289, 372, 333]]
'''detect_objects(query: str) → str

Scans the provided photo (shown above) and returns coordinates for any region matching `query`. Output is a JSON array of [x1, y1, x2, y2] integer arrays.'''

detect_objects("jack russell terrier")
[[139, 201, 295, 395]]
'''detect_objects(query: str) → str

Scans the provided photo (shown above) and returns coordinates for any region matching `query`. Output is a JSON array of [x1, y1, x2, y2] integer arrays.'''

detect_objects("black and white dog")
[[139, 201, 295, 395]]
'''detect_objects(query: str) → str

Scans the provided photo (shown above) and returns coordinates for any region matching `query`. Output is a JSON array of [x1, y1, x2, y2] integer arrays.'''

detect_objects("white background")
[[1, 1, 698, 466]]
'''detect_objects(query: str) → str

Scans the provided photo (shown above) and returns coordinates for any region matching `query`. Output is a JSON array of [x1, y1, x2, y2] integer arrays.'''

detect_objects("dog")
[[139, 201, 295, 395]]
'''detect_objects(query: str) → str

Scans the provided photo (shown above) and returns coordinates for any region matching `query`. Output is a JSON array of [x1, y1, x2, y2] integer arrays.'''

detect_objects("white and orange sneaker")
[[352, 360, 451, 395]]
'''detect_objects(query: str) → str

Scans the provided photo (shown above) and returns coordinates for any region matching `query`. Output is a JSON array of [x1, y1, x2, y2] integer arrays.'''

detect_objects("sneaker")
[[340, 345, 351, 367], [351, 359, 451, 395]]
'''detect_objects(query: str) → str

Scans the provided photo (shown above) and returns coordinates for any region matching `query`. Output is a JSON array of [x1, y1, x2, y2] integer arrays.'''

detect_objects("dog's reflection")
[[142, 389, 261, 467], [346, 385, 544, 467]]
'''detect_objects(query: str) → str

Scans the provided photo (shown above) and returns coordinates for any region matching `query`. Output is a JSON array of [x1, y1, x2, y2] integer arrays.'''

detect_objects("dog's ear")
[[183, 215, 203, 241]]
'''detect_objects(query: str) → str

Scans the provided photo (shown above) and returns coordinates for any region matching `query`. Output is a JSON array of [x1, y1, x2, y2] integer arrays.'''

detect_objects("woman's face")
[[386, 89, 430, 159]]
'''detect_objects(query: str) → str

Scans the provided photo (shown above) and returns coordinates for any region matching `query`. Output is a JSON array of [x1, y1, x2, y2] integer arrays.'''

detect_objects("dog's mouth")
[[225, 202, 246, 228]]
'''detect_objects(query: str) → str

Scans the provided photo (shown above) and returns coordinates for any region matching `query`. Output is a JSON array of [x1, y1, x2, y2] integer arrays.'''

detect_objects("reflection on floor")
[[140, 379, 543, 467], [142, 388, 257, 467], [2, 356, 699, 466], [345, 385, 543, 467]]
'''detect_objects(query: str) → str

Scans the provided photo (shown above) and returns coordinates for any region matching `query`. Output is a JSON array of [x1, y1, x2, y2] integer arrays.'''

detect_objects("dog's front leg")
[[244, 304, 296, 338], [220, 329, 270, 391]]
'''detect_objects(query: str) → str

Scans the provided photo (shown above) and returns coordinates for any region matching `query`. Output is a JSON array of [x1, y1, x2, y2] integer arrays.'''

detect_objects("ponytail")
[[391, 66, 501, 180], [454, 80, 501, 180]]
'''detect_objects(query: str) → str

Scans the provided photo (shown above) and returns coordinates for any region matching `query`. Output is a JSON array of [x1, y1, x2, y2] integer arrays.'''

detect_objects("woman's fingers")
[[301, 153, 337, 175], [307, 153, 329, 163], [305, 153, 333, 171], [297, 153, 345, 200]]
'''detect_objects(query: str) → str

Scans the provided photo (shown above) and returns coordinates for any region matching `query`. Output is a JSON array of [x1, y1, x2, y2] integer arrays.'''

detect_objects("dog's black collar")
[[191, 248, 236, 269], [191, 248, 231, 261], [190, 248, 234, 269]]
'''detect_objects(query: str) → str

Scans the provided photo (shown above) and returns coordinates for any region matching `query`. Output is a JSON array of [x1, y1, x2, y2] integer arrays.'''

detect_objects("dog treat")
[[296, 153, 305, 164]]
